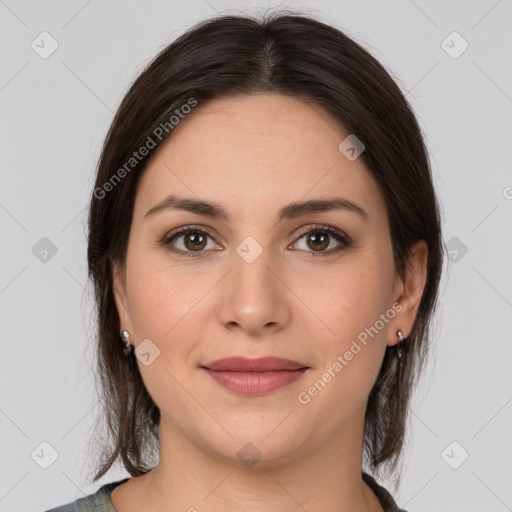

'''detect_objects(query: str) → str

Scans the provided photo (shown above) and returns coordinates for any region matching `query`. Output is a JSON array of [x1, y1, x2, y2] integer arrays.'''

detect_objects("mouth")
[[200, 356, 310, 396]]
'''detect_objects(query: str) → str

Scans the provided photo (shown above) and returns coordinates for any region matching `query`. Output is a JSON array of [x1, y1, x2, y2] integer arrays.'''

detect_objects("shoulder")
[[362, 472, 408, 512], [41, 478, 130, 512]]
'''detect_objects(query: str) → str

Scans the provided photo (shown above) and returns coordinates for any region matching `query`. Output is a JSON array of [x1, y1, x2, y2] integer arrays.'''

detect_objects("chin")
[[200, 426, 309, 470]]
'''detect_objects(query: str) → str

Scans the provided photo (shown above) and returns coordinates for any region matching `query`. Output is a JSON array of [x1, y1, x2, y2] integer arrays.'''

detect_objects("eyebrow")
[[144, 194, 368, 222]]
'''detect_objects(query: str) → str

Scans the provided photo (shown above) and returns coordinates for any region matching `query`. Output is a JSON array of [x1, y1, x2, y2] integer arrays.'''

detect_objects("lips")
[[201, 356, 310, 396], [202, 356, 308, 372]]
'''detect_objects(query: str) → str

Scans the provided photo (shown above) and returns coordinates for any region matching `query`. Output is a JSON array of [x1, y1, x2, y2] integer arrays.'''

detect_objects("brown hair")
[[87, 11, 443, 485]]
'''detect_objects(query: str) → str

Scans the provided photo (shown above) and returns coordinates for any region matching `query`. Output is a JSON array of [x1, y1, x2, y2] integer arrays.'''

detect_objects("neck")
[[142, 413, 383, 512]]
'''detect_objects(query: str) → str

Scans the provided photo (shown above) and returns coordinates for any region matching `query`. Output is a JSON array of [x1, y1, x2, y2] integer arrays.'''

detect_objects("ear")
[[387, 240, 428, 347], [111, 260, 132, 333]]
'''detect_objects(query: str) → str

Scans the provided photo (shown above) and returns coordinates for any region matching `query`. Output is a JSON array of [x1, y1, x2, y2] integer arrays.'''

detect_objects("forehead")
[[133, 93, 386, 223]]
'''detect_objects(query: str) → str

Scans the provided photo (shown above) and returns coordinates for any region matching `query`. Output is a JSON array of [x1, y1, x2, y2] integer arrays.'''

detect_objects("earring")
[[396, 330, 404, 360], [121, 330, 134, 356]]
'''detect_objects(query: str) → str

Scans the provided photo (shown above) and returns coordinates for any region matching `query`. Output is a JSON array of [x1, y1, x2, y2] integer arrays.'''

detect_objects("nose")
[[216, 243, 292, 337]]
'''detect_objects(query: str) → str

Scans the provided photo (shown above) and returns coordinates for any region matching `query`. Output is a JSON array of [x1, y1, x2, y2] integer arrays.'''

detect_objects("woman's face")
[[112, 93, 425, 467]]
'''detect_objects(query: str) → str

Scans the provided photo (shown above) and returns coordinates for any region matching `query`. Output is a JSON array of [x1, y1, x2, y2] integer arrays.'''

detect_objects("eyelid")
[[292, 223, 349, 240], [161, 223, 351, 257], [289, 223, 352, 256], [161, 225, 222, 252]]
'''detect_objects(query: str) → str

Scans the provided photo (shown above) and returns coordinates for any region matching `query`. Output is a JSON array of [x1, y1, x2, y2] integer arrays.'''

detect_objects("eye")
[[290, 225, 352, 258], [162, 227, 221, 257], [161, 224, 351, 259]]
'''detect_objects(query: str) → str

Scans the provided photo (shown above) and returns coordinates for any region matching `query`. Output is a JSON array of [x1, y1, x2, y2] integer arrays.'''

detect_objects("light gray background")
[[1, 1, 511, 511]]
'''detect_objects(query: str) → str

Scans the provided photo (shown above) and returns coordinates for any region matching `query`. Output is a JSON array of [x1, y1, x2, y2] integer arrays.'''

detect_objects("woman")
[[44, 10, 443, 512]]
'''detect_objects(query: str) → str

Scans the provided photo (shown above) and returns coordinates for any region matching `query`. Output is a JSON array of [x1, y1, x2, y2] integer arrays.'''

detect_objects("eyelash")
[[160, 224, 352, 259]]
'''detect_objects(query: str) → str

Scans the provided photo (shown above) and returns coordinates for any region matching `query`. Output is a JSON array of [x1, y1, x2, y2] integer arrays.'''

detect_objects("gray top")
[[42, 472, 407, 511]]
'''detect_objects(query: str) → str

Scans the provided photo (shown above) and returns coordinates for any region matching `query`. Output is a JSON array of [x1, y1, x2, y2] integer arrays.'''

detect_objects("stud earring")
[[121, 330, 134, 356], [396, 330, 404, 360]]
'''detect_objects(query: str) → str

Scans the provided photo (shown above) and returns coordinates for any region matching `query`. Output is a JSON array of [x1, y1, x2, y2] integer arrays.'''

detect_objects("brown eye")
[[182, 232, 207, 251], [305, 232, 329, 251], [163, 227, 220, 256], [292, 226, 351, 258]]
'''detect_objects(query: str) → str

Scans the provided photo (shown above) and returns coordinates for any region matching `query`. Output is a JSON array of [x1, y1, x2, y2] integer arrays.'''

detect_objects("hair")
[[86, 10, 444, 486]]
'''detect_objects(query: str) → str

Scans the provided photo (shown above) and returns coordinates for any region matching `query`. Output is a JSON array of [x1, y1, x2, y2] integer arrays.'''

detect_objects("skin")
[[110, 93, 428, 512]]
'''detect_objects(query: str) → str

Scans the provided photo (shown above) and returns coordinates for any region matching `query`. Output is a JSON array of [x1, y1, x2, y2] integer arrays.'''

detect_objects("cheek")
[[124, 242, 175, 336], [125, 245, 219, 344], [306, 255, 394, 389], [305, 256, 394, 340], [295, 264, 393, 431]]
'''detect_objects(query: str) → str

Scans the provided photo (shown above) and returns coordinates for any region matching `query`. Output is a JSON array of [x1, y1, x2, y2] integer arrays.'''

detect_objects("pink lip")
[[201, 357, 309, 396], [203, 356, 307, 372]]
